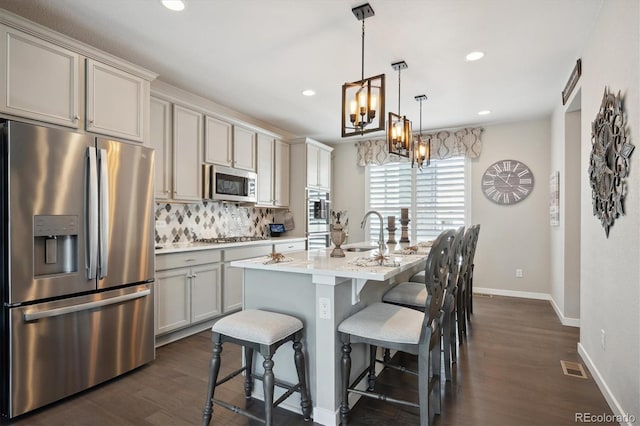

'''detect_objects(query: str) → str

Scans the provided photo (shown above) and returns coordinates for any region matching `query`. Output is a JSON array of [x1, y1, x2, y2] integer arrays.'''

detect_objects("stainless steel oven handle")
[[98, 148, 109, 279], [86, 147, 99, 280], [23, 289, 151, 322]]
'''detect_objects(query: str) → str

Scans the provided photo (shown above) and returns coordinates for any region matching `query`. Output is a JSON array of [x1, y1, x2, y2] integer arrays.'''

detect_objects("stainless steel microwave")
[[203, 165, 257, 203]]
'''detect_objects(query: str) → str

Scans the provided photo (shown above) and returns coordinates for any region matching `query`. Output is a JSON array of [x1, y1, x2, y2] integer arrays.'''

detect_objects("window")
[[367, 157, 466, 242]]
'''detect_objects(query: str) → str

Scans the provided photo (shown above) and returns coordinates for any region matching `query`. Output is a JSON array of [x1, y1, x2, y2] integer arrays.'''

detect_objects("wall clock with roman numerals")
[[481, 159, 534, 205]]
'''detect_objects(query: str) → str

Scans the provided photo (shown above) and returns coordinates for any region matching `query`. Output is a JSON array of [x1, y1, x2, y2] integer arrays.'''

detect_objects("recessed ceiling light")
[[465, 51, 485, 61], [302, 89, 316, 97], [162, 0, 185, 11], [478, 110, 491, 116]]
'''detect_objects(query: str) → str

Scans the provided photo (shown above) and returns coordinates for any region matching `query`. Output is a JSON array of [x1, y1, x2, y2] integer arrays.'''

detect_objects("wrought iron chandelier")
[[387, 61, 411, 157], [412, 94, 430, 169], [341, 3, 385, 138]]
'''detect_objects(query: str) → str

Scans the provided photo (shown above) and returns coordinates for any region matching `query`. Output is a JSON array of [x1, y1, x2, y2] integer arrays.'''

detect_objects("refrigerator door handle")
[[22, 289, 151, 322], [98, 148, 109, 279], [86, 147, 99, 280]]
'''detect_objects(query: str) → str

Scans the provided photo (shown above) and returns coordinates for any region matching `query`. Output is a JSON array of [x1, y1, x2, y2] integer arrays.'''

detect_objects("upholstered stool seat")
[[382, 282, 427, 308], [202, 309, 311, 426], [409, 270, 426, 283], [338, 303, 424, 346], [212, 309, 303, 345]]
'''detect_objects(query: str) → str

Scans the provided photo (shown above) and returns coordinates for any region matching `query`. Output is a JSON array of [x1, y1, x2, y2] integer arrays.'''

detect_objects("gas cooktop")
[[193, 236, 269, 244]]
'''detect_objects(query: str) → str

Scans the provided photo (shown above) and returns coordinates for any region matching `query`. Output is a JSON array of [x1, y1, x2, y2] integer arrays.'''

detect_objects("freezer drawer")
[[7, 284, 154, 418]]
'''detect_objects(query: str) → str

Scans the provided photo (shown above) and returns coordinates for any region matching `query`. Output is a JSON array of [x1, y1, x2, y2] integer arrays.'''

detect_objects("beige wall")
[[576, 0, 639, 417], [470, 119, 551, 296], [331, 118, 552, 297], [331, 143, 367, 243]]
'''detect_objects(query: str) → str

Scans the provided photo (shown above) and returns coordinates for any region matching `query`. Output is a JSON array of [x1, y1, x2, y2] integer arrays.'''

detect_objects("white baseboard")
[[474, 287, 551, 301], [549, 297, 580, 327], [474, 287, 581, 327], [578, 343, 634, 426]]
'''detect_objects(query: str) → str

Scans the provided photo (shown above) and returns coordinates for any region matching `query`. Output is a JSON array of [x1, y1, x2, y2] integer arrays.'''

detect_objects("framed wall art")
[[588, 87, 634, 237]]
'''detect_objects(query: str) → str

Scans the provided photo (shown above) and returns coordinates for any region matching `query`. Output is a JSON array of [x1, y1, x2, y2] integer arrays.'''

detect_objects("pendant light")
[[341, 3, 386, 138], [387, 61, 412, 157], [412, 94, 431, 169]]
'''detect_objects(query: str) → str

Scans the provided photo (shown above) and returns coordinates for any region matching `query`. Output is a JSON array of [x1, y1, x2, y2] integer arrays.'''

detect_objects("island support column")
[[312, 274, 354, 425]]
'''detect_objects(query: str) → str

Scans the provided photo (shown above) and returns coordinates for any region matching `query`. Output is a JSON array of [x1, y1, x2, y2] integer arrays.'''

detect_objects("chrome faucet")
[[360, 210, 386, 254]]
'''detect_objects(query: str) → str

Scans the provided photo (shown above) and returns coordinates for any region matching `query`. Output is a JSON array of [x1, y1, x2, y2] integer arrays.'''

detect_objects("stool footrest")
[[375, 358, 419, 376], [348, 388, 420, 409], [250, 372, 302, 408], [212, 398, 265, 424], [215, 366, 248, 387]]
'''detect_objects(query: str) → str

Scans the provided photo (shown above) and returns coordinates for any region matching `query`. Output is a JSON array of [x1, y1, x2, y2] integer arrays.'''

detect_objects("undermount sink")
[[345, 246, 377, 252]]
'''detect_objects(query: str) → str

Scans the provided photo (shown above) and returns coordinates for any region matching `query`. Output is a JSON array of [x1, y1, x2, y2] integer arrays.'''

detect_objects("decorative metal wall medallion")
[[589, 87, 634, 237]]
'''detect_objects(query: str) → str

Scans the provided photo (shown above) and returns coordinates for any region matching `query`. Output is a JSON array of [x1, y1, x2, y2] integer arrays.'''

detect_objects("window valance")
[[356, 127, 483, 166]]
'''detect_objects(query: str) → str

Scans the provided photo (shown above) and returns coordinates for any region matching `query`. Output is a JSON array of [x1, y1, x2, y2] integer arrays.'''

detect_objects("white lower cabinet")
[[191, 263, 222, 323], [155, 250, 221, 337], [155, 267, 191, 335]]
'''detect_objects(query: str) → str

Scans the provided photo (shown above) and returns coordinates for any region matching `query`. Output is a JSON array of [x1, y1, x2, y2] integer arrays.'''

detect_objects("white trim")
[[474, 287, 551, 301], [312, 407, 338, 426], [549, 297, 580, 327], [578, 343, 633, 426]]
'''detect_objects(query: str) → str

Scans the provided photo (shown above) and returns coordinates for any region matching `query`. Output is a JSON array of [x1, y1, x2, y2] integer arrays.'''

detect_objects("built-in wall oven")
[[307, 189, 331, 250], [203, 164, 257, 203]]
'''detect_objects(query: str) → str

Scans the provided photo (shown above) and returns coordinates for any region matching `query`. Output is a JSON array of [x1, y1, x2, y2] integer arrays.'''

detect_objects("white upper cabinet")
[[318, 147, 331, 190], [256, 133, 274, 205], [204, 116, 232, 167], [173, 104, 202, 202], [86, 58, 147, 142], [0, 24, 80, 128], [150, 96, 172, 200], [306, 144, 320, 188], [274, 139, 290, 207], [233, 125, 256, 171], [256, 134, 290, 208], [306, 142, 331, 191]]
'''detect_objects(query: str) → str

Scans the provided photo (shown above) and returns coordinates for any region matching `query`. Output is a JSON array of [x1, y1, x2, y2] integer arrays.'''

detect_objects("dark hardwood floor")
[[5, 295, 611, 426]]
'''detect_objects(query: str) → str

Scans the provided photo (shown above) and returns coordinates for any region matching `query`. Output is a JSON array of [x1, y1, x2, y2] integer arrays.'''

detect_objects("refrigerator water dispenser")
[[33, 215, 78, 276]]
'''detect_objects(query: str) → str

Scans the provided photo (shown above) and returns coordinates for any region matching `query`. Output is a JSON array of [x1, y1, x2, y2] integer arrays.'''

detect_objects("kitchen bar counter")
[[230, 246, 427, 426], [154, 237, 306, 254]]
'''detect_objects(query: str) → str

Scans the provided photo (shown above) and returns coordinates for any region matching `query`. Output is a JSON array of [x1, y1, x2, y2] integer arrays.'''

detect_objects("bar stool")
[[202, 309, 312, 426]]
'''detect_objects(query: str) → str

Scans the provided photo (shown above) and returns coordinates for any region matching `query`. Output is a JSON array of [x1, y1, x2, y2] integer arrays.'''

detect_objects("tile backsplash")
[[155, 201, 274, 244]]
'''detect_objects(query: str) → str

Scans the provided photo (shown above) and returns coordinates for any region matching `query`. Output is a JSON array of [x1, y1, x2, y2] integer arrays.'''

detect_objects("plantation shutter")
[[367, 157, 466, 242]]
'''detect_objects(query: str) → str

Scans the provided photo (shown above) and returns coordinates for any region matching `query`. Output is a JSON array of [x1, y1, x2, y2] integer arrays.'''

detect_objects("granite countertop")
[[155, 237, 307, 254]]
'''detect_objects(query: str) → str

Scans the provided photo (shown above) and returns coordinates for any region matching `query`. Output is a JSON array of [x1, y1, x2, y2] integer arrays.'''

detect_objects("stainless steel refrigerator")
[[0, 120, 155, 419]]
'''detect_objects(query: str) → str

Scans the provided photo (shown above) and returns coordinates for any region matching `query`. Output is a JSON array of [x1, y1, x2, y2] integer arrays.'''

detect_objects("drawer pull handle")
[[184, 258, 196, 262]]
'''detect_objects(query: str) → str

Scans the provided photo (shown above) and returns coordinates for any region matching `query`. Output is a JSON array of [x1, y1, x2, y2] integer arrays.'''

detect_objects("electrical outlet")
[[515, 269, 523, 278], [155, 220, 167, 229], [601, 329, 606, 350], [319, 297, 331, 320]]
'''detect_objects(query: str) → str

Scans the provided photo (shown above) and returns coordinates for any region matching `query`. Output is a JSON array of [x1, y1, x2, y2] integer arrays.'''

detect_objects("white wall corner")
[[549, 296, 581, 328], [578, 343, 634, 425]]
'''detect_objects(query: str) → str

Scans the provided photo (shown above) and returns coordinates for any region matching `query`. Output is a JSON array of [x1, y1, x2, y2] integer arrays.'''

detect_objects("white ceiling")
[[1, 0, 603, 144]]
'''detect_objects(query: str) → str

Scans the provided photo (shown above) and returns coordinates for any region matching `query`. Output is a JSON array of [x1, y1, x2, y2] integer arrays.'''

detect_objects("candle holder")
[[386, 226, 397, 245], [399, 217, 410, 244]]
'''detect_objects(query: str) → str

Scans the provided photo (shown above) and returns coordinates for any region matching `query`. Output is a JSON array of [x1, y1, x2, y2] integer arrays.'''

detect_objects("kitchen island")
[[230, 246, 428, 426]]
